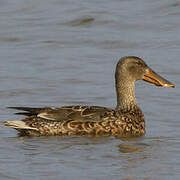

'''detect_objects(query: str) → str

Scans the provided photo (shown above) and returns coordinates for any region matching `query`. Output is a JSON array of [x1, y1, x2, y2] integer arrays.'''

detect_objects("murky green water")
[[0, 0, 180, 179]]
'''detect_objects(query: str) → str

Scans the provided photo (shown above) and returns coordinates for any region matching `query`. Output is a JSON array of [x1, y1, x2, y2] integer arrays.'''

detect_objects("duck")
[[4, 56, 175, 137]]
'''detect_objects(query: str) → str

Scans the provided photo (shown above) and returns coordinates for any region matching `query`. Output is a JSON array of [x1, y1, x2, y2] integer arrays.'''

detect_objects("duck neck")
[[115, 74, 137, 112]]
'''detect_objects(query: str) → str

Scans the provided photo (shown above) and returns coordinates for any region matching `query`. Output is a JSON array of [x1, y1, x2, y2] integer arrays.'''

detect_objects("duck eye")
[[135, 62, 142, 66]]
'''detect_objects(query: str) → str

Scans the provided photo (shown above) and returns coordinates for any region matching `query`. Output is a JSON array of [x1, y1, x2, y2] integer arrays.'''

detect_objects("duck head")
[[116, 56, 175, 88]]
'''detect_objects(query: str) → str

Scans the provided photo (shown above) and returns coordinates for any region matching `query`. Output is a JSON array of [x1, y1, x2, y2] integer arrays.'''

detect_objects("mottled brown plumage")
[[4, 56, 174, 137]]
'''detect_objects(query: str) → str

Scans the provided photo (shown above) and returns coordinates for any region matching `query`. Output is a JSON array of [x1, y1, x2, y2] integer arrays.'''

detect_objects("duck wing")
[[8, 106, 114, 122]]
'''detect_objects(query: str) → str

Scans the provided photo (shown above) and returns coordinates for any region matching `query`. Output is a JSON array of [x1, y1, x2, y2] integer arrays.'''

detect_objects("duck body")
[[4, 56, 174, 137], [5, 105, 145, 136]]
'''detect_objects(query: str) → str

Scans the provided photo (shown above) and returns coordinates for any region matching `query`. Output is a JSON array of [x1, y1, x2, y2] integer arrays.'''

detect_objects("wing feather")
[[9, 106, 114, 122]]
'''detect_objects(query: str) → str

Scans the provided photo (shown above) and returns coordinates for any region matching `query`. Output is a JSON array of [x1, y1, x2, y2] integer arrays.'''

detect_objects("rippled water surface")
[[0, 0, 180, 179]]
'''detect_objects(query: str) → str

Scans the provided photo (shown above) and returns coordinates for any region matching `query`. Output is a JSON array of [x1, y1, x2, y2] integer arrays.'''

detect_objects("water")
[[0, 0, 180, 179]]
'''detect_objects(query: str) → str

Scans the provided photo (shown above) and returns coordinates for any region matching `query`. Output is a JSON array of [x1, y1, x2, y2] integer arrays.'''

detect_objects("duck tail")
[[8, 107, 44, 116], [3, 120, 37, 130]]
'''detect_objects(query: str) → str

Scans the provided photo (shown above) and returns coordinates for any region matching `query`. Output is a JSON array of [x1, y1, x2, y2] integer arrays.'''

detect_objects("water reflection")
[[119, 144, 143, 153], [64, 16, 95, 27], [0, 37, 23, 42], [2, 134, 180, 179]]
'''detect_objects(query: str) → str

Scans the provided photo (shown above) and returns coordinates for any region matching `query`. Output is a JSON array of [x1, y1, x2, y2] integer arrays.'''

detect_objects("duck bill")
[[143, 68, 175, 88]]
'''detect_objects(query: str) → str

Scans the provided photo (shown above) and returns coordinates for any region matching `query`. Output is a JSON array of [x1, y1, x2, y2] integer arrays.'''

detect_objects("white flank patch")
[[37, 113, 55, 120]]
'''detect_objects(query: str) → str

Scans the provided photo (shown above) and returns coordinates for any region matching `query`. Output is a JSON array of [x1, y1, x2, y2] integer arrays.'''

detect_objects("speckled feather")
[[6, 106, 145, 137]]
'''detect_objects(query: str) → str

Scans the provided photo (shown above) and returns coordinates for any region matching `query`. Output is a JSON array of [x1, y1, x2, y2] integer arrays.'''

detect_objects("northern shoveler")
[[4, 56, 175, 137]]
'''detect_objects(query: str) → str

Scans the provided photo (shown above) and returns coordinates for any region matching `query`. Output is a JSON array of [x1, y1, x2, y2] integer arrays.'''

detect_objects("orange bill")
[[143, 68, 175, 88]]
